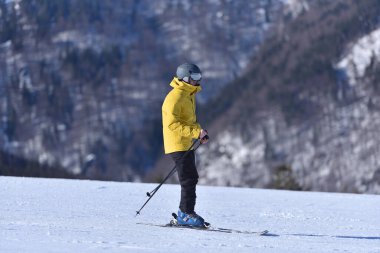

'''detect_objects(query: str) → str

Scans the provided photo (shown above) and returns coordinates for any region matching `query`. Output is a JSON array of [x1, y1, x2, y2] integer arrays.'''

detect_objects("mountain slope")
[[193, 0, 380, 193], [1, 176, 379, 253]]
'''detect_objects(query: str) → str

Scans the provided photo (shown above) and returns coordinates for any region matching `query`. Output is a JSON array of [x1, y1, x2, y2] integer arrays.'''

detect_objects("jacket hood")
[[170, 77, 202, 94]]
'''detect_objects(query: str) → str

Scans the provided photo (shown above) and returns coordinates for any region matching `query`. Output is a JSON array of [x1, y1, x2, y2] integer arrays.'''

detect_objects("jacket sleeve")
[[163, 96, 201, 139]]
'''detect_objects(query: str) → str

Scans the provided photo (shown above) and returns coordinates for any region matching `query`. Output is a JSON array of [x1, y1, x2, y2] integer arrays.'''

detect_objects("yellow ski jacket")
[[162, 77, 202, 154]]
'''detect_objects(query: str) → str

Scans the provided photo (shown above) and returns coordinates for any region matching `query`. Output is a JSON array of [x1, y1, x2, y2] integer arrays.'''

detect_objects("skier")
[[162, 63, 209, 227]]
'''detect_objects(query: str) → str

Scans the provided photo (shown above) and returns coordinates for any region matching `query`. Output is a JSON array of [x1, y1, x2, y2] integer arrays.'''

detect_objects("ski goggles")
[[189, 73, 202, 81]]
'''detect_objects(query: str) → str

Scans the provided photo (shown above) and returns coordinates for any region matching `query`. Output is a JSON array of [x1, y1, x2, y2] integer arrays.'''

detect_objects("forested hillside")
[[0, 0, 290, 180]]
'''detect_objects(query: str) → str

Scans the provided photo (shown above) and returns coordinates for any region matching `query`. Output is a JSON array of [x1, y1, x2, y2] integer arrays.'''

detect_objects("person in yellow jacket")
[[162, 63, 209, 227]]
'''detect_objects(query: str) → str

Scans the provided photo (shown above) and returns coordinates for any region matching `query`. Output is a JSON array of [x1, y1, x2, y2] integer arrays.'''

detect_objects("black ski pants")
[[170, 150, 198, 214]]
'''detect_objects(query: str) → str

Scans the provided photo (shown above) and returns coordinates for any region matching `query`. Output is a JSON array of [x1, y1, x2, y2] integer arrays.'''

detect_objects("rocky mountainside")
[[191, 0, 380, 194], [0, 0, 294, 180]]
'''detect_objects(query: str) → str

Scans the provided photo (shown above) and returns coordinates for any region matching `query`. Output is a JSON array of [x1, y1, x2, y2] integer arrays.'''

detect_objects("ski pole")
[[146, 140, 199, 197], [135, 136, 208, 216], [135, 139, 200, 216], [147, 135, 208, 197]]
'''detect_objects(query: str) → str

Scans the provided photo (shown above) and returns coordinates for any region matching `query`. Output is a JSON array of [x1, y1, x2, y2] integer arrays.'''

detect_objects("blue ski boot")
[[177, 210, 205, 227]]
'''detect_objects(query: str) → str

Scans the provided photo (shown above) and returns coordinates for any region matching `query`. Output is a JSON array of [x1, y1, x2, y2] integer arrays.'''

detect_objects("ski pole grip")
[[201, 135, 209, 141]]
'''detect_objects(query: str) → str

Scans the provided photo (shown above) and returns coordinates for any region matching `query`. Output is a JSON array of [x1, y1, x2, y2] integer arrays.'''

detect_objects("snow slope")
[[0, 177, 379, 253]]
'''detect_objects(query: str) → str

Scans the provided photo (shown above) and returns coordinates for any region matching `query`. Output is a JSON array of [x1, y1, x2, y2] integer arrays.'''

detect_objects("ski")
[[137, 222, 268, 235], [137, 222, 269, 236], [137, 213, 268, 235]]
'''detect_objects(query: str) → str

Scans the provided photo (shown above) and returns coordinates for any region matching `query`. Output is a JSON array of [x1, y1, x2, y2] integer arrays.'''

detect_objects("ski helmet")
[[176, 63, 202, 82]]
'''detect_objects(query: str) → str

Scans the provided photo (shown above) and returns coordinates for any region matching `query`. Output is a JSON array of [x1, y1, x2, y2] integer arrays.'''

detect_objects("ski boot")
[[175, 210, 206, 227]]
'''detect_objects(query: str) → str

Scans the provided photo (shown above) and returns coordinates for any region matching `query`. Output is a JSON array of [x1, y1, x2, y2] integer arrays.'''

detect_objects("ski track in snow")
[[0, 177, 379, 253]]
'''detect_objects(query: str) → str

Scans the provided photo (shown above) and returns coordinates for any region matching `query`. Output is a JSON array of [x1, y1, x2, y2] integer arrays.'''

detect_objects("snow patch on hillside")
[[198, 130, 270, 187], [336, 28, 380, 86], [52, 30, 108, 52], [283, 0, 310, 18]]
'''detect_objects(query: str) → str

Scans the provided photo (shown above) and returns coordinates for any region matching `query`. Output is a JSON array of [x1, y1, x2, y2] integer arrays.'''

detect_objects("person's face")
[[189, 78, 200, 86], [188, 72, 202, 86]]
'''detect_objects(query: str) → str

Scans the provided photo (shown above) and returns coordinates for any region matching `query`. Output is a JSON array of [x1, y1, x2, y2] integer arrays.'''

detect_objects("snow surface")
[[1, 176, 379, 253]]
